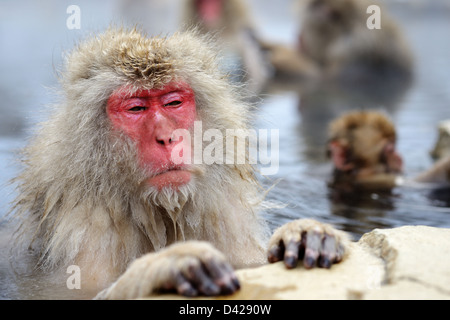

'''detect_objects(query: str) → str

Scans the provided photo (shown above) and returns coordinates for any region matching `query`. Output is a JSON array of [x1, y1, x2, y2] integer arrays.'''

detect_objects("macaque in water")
[[182, 0, 272, 90], [421, 120, 450, 183], [430, 120, 450, 161], [328, 111, 450, 190], [328, 110, 403, 190], [298, 0, 413, 82], [11, 28, 349, 299]]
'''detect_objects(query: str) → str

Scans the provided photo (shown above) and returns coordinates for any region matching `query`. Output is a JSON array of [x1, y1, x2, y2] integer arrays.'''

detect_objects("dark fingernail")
[[180, 286, 198, 297], [232, 275, 241, 290], [222, 283, 238, 295], [284, 255, 298, 269], [319, 257, 332, 269], [304, 256, 316, 269], [221, 275, 240, 295], [202, 282, 220, 296], [268, 253, 278, 263], [268, 246, 282, 263]]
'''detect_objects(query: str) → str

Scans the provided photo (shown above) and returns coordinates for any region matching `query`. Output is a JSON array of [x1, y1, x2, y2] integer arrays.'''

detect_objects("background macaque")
[[328, 111, 450, 190], [298, 0, 413, 83], [259, 39, 321, 81], [182, 0, 273, 91], [183, 0, 253, 37], [11, 28, 350, 300], [430, 120, 450, 161], [414, 156, 450, 185], [327, 111, 403, 190]]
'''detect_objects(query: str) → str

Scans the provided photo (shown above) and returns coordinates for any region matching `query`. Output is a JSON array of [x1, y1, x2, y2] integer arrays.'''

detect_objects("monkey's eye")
[[163, 100, 182, 107], [128, 106, 147, 112]]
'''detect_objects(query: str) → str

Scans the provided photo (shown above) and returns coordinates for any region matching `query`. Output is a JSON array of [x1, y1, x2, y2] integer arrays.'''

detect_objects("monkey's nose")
[[156, 135, 173, 146], [153, 121, 176, 146]]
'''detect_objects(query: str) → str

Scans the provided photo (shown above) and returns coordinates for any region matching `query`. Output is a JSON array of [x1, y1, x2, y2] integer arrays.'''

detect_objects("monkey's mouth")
[[147, 166, 192, 191], [151, 164, 189, 176]]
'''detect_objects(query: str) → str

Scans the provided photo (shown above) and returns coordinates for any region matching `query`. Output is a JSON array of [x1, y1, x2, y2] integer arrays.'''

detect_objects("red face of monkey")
[[106, 81, 196, 191], [195, 0, 223, 27]]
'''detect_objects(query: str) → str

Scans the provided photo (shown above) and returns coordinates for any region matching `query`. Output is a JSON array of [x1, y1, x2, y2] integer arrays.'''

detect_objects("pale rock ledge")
[[151, 226, 450, 300]]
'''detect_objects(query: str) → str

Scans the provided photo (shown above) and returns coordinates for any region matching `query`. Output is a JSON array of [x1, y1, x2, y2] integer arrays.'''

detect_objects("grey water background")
[[0, 0, 449, 253], [253, 0, 450, 238]]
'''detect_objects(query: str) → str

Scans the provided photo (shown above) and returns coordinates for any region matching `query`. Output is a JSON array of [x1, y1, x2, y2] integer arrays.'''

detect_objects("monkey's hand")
[[267, 219, 350, 269], [95, 241, 240, 299]]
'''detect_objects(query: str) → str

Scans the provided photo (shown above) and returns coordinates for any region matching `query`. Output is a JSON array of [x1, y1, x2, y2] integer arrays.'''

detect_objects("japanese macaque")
[[11, 28, 350, 300], [430, 120, 450, 161], [418, 122, 450, 183], [298, 0, 413, 83], [327, 111, 450, 190], [259, 40, 321, 81], [183, 0, 253, 36], [327, 111, 403, 190], [182, 0, 272, 91]]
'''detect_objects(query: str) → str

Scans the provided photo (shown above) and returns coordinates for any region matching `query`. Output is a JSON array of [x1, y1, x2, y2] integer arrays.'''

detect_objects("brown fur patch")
[[114, 36, 174, 84]]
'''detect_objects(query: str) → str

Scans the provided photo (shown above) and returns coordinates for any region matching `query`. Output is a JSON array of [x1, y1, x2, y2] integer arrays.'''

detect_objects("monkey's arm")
[[414, 156, 450, 184], [268, 219, 350, 269], [95, 241, 240, 299]]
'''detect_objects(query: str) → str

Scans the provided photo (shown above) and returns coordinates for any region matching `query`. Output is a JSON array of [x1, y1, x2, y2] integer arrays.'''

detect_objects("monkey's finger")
[[202, 257, 226, 280], [303, 230, 321, 269], [283, 239, 301, 269], [318, 234, 337, 269], [186, 262, 221, 296], [202, 259, 240, 295], [221, 260, 241, 292], [268, 241, 285, 263], [174, 272, 198, 297]]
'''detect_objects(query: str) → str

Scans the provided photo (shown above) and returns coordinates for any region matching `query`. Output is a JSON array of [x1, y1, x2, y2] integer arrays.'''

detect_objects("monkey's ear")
[[328, 140, 354, 171]]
